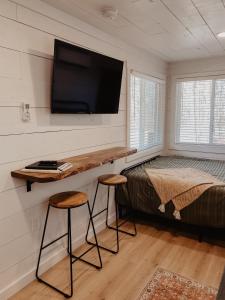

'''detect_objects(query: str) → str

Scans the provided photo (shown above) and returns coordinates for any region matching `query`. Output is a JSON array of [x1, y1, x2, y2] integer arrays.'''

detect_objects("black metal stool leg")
[[36, 204, 50, 279], [67, 208, 74, 298], [87, 201, 102, 268], [105, 185, 110, 227], [115, 197, 119, 252], [85, 182, 99, 244], [68, 208, 73, 297], [107, 183, 137, 237], [126, 182, 137, 236], [104, 187, 119, 253], [86, 185, 119, 254], [69, 201, 102, 269], [36, 205, 73, 298], [104, 185, 119, 253], [86, 179, 138, 255]]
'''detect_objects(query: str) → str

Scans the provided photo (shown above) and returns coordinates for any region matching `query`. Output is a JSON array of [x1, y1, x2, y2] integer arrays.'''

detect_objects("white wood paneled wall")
[[0, 0, 167, 298]]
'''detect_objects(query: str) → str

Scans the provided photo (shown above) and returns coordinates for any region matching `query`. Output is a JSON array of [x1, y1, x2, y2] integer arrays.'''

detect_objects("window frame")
[[169, 72, 225, 155], [127, 69, 165, 162]]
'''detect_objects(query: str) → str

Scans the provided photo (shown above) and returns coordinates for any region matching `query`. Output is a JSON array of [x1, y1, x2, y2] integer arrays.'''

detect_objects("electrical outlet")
[[21, 103, 31, 122]]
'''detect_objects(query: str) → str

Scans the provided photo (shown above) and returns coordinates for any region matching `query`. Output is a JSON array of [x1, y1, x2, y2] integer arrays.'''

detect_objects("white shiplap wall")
[[166, 56, 225, 160], [0, 0, 167, 298]]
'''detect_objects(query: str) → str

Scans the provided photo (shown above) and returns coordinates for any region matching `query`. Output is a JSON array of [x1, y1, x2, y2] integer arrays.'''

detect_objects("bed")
[[116, 156, 225, 228]]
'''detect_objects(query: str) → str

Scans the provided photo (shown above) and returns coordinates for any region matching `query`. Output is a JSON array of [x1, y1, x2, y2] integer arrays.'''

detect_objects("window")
[[176, 78, 225, 145], [129, 73, 164, 152]]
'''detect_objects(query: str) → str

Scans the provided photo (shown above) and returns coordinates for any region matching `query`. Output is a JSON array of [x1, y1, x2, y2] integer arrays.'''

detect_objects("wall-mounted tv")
[[51, 39, 124, 114]]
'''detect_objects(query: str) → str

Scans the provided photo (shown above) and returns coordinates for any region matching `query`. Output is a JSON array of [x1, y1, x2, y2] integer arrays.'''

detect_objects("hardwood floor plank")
[[10, 223, 225, 300]]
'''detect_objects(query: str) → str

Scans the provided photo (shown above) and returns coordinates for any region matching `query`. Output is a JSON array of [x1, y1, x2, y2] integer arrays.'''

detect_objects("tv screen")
[[51, 39, 124, 114]]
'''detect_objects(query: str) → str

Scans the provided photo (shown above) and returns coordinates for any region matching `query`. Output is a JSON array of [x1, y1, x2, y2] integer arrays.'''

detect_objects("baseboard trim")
[[0, 212, 116, 300]]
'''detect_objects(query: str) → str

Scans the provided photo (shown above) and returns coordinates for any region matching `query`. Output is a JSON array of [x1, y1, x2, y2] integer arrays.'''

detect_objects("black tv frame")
[[51, 39, 124, 114]]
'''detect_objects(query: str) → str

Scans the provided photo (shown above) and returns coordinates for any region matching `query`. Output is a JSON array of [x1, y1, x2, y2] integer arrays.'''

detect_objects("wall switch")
[[22, 103, 31, 122]]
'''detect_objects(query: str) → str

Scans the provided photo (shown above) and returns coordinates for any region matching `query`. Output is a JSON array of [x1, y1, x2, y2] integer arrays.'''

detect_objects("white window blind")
[[129, 73, 163, 151], [176, 78, 225, 145]]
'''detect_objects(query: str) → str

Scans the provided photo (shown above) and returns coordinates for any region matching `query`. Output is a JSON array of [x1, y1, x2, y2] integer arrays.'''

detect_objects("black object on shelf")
[[25, 161, 65, 170]]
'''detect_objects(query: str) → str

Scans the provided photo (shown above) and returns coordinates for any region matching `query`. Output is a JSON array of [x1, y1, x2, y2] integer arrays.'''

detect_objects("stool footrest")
[[106, 224, 137, 236], [70, 244, 101, 269], [72, 255, 101, 269], [42, 232, 68, 250], [86, 240, 118, 254], [71, 244, 95, 260], [92, 207, 107, 218]]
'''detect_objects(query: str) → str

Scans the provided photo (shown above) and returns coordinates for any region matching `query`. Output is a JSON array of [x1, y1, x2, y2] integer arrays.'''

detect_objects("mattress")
[[116, 156, 225, 228]]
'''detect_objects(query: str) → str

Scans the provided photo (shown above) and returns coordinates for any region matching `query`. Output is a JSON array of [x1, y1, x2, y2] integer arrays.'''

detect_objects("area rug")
[[138, 268, 217, 300]]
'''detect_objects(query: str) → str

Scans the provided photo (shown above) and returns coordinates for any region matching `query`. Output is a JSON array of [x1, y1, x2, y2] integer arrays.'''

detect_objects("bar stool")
[[85, 174, 137, 254], [36, 191, 102, 298]]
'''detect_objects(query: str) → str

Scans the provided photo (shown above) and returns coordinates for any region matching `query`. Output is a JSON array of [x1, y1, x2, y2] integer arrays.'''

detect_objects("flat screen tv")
[[51, 39, 124, 114]]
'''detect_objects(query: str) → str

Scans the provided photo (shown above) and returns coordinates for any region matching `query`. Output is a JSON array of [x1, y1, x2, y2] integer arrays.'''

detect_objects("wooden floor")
[[10, 221, 225, 300]]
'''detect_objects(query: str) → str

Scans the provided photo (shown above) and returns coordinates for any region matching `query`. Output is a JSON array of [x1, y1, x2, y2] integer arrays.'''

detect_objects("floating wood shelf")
[[11, 147, 137, 192]]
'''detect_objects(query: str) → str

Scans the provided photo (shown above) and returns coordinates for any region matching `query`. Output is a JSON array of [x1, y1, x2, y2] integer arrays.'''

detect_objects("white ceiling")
[[42, 0, 225, 62]]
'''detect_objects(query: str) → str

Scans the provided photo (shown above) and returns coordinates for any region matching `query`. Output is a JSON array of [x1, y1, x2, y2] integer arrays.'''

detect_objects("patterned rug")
[[138, 268, 218, 300]]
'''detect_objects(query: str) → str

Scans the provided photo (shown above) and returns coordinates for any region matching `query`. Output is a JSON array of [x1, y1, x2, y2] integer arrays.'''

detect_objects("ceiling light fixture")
[[102, 6, 118, 20], [217, 32, 225, 38]]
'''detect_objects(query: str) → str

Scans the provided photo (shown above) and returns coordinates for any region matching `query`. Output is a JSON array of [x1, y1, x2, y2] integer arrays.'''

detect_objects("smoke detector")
[[102, 6, 118, 20]]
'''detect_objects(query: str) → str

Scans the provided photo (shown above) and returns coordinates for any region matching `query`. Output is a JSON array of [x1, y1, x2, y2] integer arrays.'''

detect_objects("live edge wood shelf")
[[11, 147, 137, 192]]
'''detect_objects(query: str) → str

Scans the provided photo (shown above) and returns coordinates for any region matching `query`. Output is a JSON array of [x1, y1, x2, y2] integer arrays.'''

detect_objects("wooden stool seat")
[[98, 174, 127, 186], [49, 191, 88, 209]]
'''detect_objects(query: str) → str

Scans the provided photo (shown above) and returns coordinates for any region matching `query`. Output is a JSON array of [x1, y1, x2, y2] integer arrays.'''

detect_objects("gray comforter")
[[116, 156, 225, 228]]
